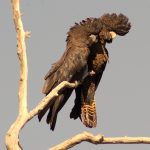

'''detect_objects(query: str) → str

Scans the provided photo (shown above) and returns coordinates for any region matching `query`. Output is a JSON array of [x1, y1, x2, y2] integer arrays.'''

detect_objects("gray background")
[[1, 0, 150, 150]]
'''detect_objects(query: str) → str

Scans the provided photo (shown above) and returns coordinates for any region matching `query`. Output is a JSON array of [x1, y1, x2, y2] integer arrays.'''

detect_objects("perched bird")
[[70, 29, 112, 128], [38, 13, 131, 130]]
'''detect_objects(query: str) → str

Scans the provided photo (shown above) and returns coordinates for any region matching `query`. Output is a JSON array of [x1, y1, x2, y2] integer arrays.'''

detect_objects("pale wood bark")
[[5, 1, 78, 150], [5, 0, 150, 150], [49, 132, 150, 150], [5, 0, 28, 150]]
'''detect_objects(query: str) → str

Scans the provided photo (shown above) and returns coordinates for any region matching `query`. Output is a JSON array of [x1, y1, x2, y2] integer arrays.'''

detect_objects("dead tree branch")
[[5, 1, 150, 150], [28, 81, 78, 121], [5, 1, 78, 150], [49, 131, 150, 150]]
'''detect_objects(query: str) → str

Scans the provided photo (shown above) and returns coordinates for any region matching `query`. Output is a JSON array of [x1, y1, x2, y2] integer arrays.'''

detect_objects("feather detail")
[[81, 100, 97, 128], [39, 13, 131, 131]]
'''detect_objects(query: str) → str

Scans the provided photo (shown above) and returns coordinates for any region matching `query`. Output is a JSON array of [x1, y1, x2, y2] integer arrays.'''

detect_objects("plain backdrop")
[[1, 0, 150, 150]]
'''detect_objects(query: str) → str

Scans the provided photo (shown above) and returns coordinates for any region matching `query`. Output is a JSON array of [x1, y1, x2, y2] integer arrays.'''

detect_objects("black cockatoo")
[[38, 13, 131, 130]]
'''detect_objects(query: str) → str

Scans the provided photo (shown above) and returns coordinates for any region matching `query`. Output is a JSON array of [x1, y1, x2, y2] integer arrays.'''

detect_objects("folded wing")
[[38, 45, 90, 130]]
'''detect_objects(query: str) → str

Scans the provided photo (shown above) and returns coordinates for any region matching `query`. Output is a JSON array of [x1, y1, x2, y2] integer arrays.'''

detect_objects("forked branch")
[[5, 0, 150, 150], [5, 1, 78, 150]]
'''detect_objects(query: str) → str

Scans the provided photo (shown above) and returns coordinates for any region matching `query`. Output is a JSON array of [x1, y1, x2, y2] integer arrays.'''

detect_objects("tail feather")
[[46, 89, 73, 130], [70, 81, 97, 128], [81, 100, 97, 128], [38, 105, 49, 122], [70, 97, 81, 120], [48, 96, 62, 130], [38, 95, 62, 131], [46, 103, 54, 124], [38, 99, 54, 122], [70, 87, 82, 120]]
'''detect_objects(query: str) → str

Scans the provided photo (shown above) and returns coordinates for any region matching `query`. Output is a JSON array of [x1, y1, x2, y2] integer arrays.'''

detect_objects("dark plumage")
[[70, 39, 109, 127], [38, 13, 131, 130]]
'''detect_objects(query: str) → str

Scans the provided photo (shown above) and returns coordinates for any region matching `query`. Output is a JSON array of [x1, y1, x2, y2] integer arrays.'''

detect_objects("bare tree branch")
[[5, 1, 78, 150], [5, 0, 28, 150], [28, 81, 78, 121], [5, 1, 150, 150], [49, 131, 150, 150], [12, 0, 28, 115]]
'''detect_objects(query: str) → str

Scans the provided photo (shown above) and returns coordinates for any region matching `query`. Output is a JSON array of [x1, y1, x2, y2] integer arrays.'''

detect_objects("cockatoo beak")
[[109, 31, 117, 39]]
